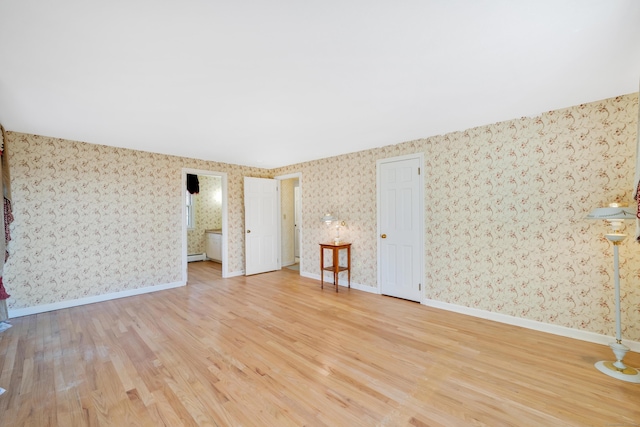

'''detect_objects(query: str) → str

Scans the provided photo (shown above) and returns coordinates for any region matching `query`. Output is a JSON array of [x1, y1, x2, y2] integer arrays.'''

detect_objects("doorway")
[[276, 173, 302, 274], [182, 168, 229, 283]]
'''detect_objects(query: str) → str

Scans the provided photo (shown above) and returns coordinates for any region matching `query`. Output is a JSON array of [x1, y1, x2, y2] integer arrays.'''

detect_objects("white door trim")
[[376, 153, 425, 302], [182, 168, 229, 281]]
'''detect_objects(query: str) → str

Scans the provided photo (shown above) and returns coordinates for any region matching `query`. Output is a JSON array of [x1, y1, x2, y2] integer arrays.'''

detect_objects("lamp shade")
[[586, 206, 636, 220], [321, 213, 336, 223]]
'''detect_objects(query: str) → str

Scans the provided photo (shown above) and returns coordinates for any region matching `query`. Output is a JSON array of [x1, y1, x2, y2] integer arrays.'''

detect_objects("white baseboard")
[[227, 270, 245, 278], [297, 273, 640, 353], [8, 280, 186, 318], [300, 271, 379, 294], [423, 299, 640, 353]]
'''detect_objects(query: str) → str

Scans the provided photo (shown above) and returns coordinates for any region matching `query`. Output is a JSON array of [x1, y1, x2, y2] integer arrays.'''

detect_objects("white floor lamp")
[[586, 203, 640, 383]]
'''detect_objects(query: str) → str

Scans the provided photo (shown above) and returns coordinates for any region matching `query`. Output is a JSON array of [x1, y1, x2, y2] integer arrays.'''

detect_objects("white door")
[[244, 177, 279, 275], [378, 155, 423, 301]]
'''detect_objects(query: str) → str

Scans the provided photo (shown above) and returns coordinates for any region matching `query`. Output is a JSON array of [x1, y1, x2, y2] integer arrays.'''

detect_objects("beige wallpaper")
[[4, 93, 640, 344], [273, 93, 640, 342], [187, 175, 222, 255], [4, 133, 269, 309]]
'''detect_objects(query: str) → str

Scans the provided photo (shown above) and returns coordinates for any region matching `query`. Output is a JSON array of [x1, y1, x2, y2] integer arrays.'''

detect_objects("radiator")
[[187, 252, 207, 262]]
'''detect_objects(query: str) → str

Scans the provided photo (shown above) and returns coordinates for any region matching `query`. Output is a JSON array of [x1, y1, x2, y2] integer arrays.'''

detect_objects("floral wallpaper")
[[3, 93, 640, 344], [4, 133, 269, 309], [273, 93, 640, 342], [187, 175, 222, 255]]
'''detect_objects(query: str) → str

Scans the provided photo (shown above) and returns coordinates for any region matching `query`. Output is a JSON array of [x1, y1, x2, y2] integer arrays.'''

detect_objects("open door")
[[244, 177, 279, 275]]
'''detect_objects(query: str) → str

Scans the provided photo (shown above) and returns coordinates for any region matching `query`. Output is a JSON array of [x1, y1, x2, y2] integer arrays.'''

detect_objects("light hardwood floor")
[[1, 261, 639, 426]]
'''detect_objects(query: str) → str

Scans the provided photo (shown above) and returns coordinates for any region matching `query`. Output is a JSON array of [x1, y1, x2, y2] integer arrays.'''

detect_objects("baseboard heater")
[[187, 253, 207, 262]]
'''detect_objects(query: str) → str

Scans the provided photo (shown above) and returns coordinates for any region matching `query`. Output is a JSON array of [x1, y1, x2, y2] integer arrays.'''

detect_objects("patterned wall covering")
[[187, 175, 222, 255], [4, 133, 269, 309], [4, 93, 640, 344], [273, 93, 640, 342]]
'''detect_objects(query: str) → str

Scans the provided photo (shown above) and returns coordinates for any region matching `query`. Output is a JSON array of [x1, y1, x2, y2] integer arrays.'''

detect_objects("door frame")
[[275, 172, 303, 274], [376, 153, 425, 302], [182, 168, 229, 281], [293, 184, 301, 260]]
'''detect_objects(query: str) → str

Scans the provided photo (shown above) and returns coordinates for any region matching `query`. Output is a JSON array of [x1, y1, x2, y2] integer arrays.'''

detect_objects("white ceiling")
[[1, 1, 639, 168]]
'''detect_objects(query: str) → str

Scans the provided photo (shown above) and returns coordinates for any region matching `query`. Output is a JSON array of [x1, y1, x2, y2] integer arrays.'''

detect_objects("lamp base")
[[595, 361, 640, 383], [594, 341, 640, 383]]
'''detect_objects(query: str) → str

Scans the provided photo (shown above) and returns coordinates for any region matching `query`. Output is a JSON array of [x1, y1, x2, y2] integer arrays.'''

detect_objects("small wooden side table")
[[319, 242, 351, 292]]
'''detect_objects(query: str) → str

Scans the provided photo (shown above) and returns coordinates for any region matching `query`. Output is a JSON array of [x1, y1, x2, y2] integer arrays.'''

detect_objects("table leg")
[[320, 247, 324, 289], [333, 247, 339, 292], [347, 245, 351, 289]]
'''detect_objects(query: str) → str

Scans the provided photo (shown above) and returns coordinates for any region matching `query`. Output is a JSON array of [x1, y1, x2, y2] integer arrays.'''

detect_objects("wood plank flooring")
[[1, 260, 639, 426]]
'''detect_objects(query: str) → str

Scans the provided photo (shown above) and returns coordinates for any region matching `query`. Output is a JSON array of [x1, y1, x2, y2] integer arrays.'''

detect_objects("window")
[[186, 190, 195, 229]]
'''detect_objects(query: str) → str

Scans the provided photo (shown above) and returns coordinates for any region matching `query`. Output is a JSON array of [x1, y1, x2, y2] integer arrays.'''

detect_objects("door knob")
[[247, 230, 251, 233], [381, 234, 387, 238]]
